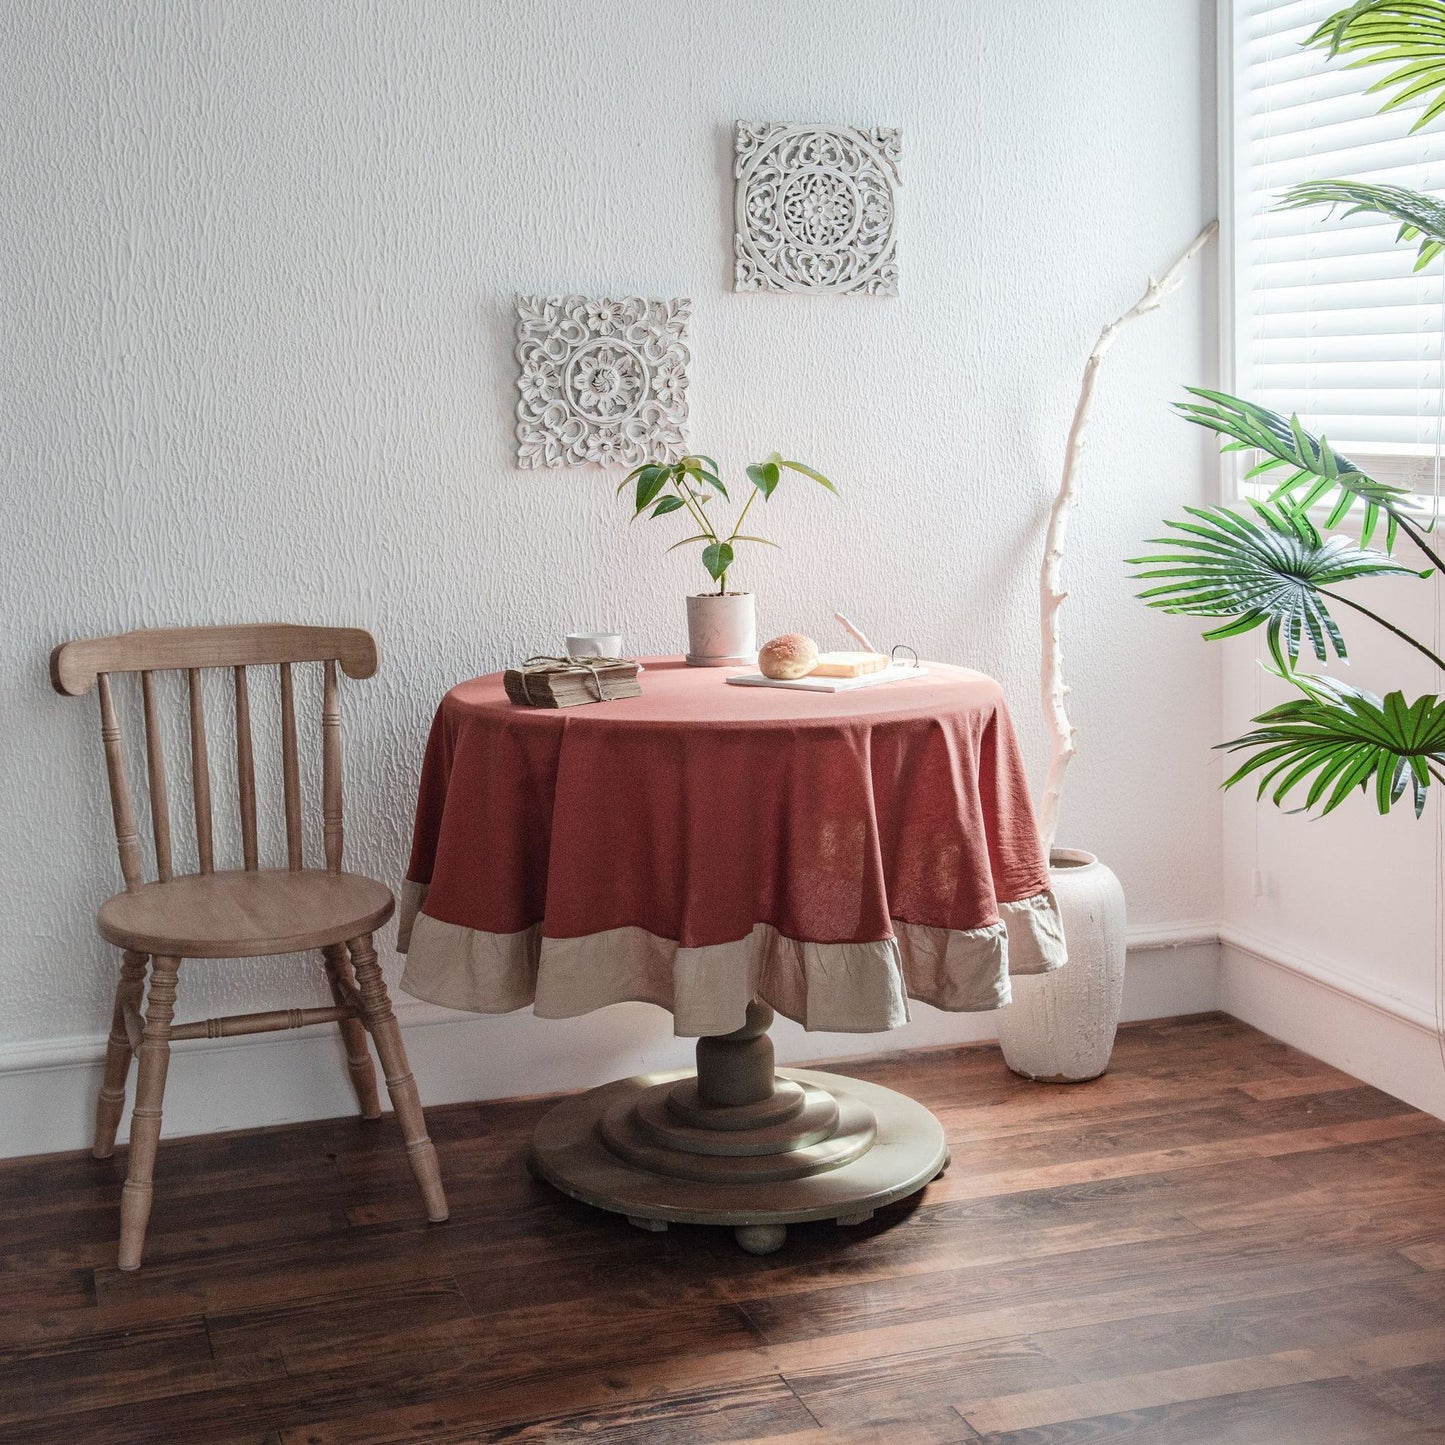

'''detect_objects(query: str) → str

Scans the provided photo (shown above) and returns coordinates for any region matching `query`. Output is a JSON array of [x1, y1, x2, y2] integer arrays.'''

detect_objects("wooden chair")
[[50, 624, 448, 1270]]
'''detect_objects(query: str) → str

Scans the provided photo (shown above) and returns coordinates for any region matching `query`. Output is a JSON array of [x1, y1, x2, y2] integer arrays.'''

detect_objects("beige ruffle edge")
[[396, 880, 1066, 1037]]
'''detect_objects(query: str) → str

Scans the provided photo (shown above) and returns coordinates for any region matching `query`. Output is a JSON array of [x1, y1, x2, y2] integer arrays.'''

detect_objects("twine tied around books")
[[518, 656, 630, 705]]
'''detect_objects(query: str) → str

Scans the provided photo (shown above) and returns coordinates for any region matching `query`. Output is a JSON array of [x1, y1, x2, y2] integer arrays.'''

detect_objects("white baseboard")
[[0, 925, 1220, 1159], [15, 926, 1432, 1161], [1220, 925, 1445, 1121]]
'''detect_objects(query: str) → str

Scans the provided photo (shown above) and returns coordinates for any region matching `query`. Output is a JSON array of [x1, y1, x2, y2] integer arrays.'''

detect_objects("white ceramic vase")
[[997, 848, 1126, 1082], [686, 592, 757, 666]]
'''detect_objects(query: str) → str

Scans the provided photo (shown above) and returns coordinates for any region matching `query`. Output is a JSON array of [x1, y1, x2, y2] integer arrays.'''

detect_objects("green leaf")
[[779, 459, 838, 493], [691, 468, 728, 498], [664, 533, 712, 552], [1309, 2, 1445, 133], [746, 461, 781, 498], [702, 540, 735, 581], [1221, 682, 1445, 817], [1127, 499, 1427, 670], [1174, 388, 1417, 549], [679, 457, 728, 497], [1276, 179, 1445, 270], [650, 495, 686, 518], [729, 534, 781, 547], [633, 466, 669, 514]]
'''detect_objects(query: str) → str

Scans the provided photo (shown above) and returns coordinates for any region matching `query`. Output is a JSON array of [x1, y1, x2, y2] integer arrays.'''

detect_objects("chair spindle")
[[140, 672, 173, 883], [279, 661, 303, 870], [96, 673, 144, 894], [322, 660, 343, 872], [234, 666, 258, 871], [187, 669, 214, 875]]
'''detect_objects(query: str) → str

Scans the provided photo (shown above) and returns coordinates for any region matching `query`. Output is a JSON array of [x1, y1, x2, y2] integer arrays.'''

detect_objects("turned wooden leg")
[[348, 934, 448, 1222], [322, 944, 382, 1120], [118, 954, 179, 1271], [93, 950, 147, 1159]]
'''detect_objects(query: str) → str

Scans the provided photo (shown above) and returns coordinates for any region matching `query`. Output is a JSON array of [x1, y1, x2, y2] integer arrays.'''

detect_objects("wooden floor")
[[2, 1014, 1445, 1443]]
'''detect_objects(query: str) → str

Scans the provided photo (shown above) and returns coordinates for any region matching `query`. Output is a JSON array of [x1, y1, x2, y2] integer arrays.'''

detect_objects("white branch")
[[1038, 220, 1217, 858]]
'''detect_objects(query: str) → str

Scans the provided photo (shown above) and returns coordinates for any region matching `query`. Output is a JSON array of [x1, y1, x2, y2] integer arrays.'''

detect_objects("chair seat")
[[97, 868, 395, 958]]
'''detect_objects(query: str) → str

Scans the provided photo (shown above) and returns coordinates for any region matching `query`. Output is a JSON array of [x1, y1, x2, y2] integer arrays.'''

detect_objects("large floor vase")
[[997, 848, 1126, 1082]]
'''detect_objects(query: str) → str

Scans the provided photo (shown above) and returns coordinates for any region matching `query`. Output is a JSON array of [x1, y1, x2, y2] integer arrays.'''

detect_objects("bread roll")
[[758, 633, 819, 680]]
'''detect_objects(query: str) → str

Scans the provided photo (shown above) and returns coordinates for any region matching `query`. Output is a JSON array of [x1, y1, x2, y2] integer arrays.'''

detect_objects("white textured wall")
[[0, 1, 1218, 1119], [1219, 569, 1445, 1117], [1223, 575, 1440, 1015]]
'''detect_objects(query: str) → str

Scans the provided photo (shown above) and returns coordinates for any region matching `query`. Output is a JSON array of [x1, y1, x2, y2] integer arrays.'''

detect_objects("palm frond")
[[1129, 499, 1427, 671], [1176, 388, 1416, 551], [1222, 685, 1445, 816], [1310, 0, 1445, 131], [1276, 179, 1445, 269]]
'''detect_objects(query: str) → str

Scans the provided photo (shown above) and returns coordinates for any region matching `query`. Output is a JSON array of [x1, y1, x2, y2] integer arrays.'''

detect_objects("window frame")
[[1218, 0, 1445, 507]]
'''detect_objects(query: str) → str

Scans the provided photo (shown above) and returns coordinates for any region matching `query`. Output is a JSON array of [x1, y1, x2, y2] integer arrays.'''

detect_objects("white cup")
[[566, 629, 623, 659]]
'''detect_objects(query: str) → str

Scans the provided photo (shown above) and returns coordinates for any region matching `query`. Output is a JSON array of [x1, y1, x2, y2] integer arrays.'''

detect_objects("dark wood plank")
[[0, 1316, 221, 1427], [742, 1425, 979, 1445], [737, 1205, 1440, 1357], [1401, 1240, 1445, 1271], [203, 1277, 475, 1362], [422, 1374, 817, 1444], [782, 1334, 1073, 1433], [956, 1326, 1445, 1437], [970, 1375, 1437, 1443], [1031, 1276, 1445, 1381], [1355, 1358, 1445, 1433]]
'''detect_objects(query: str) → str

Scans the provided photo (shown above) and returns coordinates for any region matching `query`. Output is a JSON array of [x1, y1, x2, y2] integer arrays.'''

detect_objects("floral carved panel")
[[514, 295, 691, 469], [734, 122, 901, 296]]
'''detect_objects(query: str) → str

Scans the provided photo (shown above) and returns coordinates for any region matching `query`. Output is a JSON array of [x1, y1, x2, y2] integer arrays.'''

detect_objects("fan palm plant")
[[1133, 500, 1428, 672], [1133, 0, 1445, 817]]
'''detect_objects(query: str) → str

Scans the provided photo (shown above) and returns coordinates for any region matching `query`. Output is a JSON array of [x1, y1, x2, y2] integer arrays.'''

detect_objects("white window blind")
[[1231, 0, 1445, 474]]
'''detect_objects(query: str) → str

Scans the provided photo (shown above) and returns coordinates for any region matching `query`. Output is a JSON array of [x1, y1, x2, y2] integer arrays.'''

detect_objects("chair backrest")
[[50, 624, 379, 892]]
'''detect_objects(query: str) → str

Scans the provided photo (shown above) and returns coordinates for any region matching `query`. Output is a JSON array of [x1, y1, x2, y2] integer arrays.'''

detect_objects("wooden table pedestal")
[[527, 1000, 950, 1254]]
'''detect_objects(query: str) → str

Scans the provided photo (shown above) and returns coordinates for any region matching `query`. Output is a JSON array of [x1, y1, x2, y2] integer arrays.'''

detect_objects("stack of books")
[[504, 657, 641, 708]]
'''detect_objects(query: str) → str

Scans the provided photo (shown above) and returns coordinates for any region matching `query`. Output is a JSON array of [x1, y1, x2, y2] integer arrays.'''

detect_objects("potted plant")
[[620, 451, 835, 665]]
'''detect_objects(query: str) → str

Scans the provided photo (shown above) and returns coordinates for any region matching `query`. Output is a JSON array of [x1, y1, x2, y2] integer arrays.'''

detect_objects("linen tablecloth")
[[399, 659, 1065, 1036]]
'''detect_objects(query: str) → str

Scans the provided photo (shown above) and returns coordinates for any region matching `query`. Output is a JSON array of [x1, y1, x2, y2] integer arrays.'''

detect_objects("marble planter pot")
[[997, 848, 1126, 1083], [686, 592, 757, 666]]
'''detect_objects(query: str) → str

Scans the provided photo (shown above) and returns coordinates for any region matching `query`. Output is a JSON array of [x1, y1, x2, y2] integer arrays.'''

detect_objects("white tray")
[[726, 664, 928, 693]]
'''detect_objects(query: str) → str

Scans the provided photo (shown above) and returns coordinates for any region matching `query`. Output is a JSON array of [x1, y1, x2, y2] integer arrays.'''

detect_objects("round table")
[[399, 658, 1064, 1253]]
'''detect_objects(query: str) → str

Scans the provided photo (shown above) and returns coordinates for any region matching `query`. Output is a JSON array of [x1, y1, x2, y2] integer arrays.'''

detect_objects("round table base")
[[528, 1066, 950, 1254]]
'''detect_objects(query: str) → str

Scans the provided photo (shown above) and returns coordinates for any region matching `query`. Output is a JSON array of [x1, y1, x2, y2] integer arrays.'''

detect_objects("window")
[[1227, 0, 1445, 486]]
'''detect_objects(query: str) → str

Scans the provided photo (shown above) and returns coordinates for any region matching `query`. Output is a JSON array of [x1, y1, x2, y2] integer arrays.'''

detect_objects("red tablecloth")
[[399, 659, 1064, 1036]]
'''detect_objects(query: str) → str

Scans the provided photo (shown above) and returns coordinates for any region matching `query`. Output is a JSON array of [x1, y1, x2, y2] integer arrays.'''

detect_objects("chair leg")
[[94, 950, 148, 1159], [322, 943, 382, 1120], [117, 954, 180, 1271], [348, 933, 448, 1222]]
